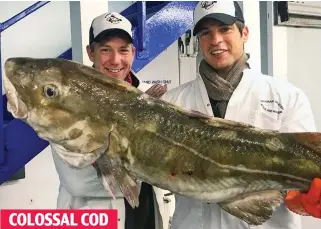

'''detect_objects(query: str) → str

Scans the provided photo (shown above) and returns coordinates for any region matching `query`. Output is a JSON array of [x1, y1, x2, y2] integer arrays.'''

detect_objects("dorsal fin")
[[157, 97, 263, 132], [177, 106, 260, 131]]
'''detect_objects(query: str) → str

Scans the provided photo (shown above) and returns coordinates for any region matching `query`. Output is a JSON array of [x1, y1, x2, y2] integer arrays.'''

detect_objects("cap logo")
[[105, 13, 122, 24], [200, 1, 217, 10]]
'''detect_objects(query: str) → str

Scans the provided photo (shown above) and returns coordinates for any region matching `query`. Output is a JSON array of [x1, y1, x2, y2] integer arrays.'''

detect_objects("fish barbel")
[[3, 57, 321, 225]]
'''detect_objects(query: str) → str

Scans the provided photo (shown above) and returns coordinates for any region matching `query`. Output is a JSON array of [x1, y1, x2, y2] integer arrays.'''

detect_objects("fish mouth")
[[3, 58, 28, 119]]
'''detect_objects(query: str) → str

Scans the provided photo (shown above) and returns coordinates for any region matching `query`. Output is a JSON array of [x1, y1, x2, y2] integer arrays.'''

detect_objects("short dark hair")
[[196, 19, 246, 39], [235, 20, 245, 35]]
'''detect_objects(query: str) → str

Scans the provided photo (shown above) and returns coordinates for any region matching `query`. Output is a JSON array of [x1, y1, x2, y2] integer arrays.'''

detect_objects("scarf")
[[199, 52, 250, 117]]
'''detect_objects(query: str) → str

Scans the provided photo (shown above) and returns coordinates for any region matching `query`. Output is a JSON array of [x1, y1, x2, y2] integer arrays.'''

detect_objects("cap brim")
[[193, 13, 237, 36], [94, 28, 133, 43]]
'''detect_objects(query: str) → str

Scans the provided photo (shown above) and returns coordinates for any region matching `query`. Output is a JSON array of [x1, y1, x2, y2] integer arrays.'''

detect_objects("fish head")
[[4, 57, 48, 120], [3, 57, 108, 156]]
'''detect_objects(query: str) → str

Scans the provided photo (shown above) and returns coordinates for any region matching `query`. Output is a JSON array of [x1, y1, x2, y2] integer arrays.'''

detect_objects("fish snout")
[[3, 58, 29, 119], [5, 57, 27, 68], [5, 57, 34, 77], [4, 58, 18, 76]]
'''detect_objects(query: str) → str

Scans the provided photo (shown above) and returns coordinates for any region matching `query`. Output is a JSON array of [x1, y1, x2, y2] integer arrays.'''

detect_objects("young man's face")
[[198, 19, 249, 72], [87, 36, 135, 81]]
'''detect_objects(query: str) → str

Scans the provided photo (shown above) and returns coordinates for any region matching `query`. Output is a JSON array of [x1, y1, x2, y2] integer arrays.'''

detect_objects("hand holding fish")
[[145, 84, 167, 98], [285, 177, 321, 218]]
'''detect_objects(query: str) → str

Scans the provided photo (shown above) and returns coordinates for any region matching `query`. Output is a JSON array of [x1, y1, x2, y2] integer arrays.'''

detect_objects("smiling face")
[[197, 19, 249, 74], [86, 33, 135, 81]]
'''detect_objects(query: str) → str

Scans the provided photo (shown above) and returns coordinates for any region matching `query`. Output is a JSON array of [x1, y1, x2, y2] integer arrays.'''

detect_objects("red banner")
[[0, 209, 118, 229]]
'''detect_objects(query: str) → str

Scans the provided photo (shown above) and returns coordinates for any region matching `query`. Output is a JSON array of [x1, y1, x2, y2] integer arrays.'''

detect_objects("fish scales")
[[60, 80, 321, 192], [129, 129, 304, 186], [43, 68, 303, 197], [120, 103, 319, 182], [102, 105, 311, 198]]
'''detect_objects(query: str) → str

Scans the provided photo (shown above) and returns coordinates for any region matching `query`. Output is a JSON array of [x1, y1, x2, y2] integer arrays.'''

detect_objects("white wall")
[[137, 42, 181, 90], [286, 27, 321, 132], [272, 23, 321, 133], [243, 1, 261, 72], [1, 1, 71, 95]]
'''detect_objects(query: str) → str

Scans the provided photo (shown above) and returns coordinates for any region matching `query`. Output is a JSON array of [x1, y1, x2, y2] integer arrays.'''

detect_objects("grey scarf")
[[199, 53, 250, 117]]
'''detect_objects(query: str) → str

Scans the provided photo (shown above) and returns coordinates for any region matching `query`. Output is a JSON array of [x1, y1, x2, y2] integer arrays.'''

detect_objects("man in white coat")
[[161, 1, 318, 229], [50, 12, 171, 229]]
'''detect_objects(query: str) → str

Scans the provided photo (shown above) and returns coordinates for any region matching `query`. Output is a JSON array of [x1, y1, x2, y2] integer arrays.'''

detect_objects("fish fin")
[[293, 132, 321, 154], [97, 154, 141, 208], [95, 156, 118, 200], [174, 106, 258, 130], [95, 130, 141, 208], [217, 190, 286, 226], [180, 109, 213, 119]]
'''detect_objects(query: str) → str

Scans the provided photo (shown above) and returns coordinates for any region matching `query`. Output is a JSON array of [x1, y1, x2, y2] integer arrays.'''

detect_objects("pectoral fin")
[[95, 130, 141, 208], [95, 156, 118, 200], [217, 190, 286, 225], [96, 154, 141, 208]]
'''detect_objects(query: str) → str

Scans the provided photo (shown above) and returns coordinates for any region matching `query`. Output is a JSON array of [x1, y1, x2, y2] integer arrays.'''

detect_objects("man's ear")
[[86, 44, 94, 62], [242, 25, 249, 43]]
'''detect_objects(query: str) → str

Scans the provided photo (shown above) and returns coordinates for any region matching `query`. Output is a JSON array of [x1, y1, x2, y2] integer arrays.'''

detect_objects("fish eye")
[[44, 84, 59, 98]]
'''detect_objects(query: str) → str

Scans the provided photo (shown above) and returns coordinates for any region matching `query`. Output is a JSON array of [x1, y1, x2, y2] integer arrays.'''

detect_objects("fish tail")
[[283, 132, 321, 216]]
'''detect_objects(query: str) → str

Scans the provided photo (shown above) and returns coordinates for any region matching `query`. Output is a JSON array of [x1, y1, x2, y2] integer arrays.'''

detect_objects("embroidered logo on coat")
[[260, 100, 284, 114]]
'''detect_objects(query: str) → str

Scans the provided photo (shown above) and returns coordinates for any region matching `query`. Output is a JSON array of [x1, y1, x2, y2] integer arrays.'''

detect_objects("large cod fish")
[[3, 57, 321, 225]]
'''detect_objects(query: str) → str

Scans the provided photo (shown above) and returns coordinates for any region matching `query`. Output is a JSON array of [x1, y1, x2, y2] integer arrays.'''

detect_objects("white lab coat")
[[51, 79, 175, 229], [160, 67, 316, 229]]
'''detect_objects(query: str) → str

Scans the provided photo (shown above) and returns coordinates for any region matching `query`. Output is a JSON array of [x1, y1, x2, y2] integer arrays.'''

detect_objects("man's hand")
[[285, 178, 321, 218], [145, 84, 167, 98]]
